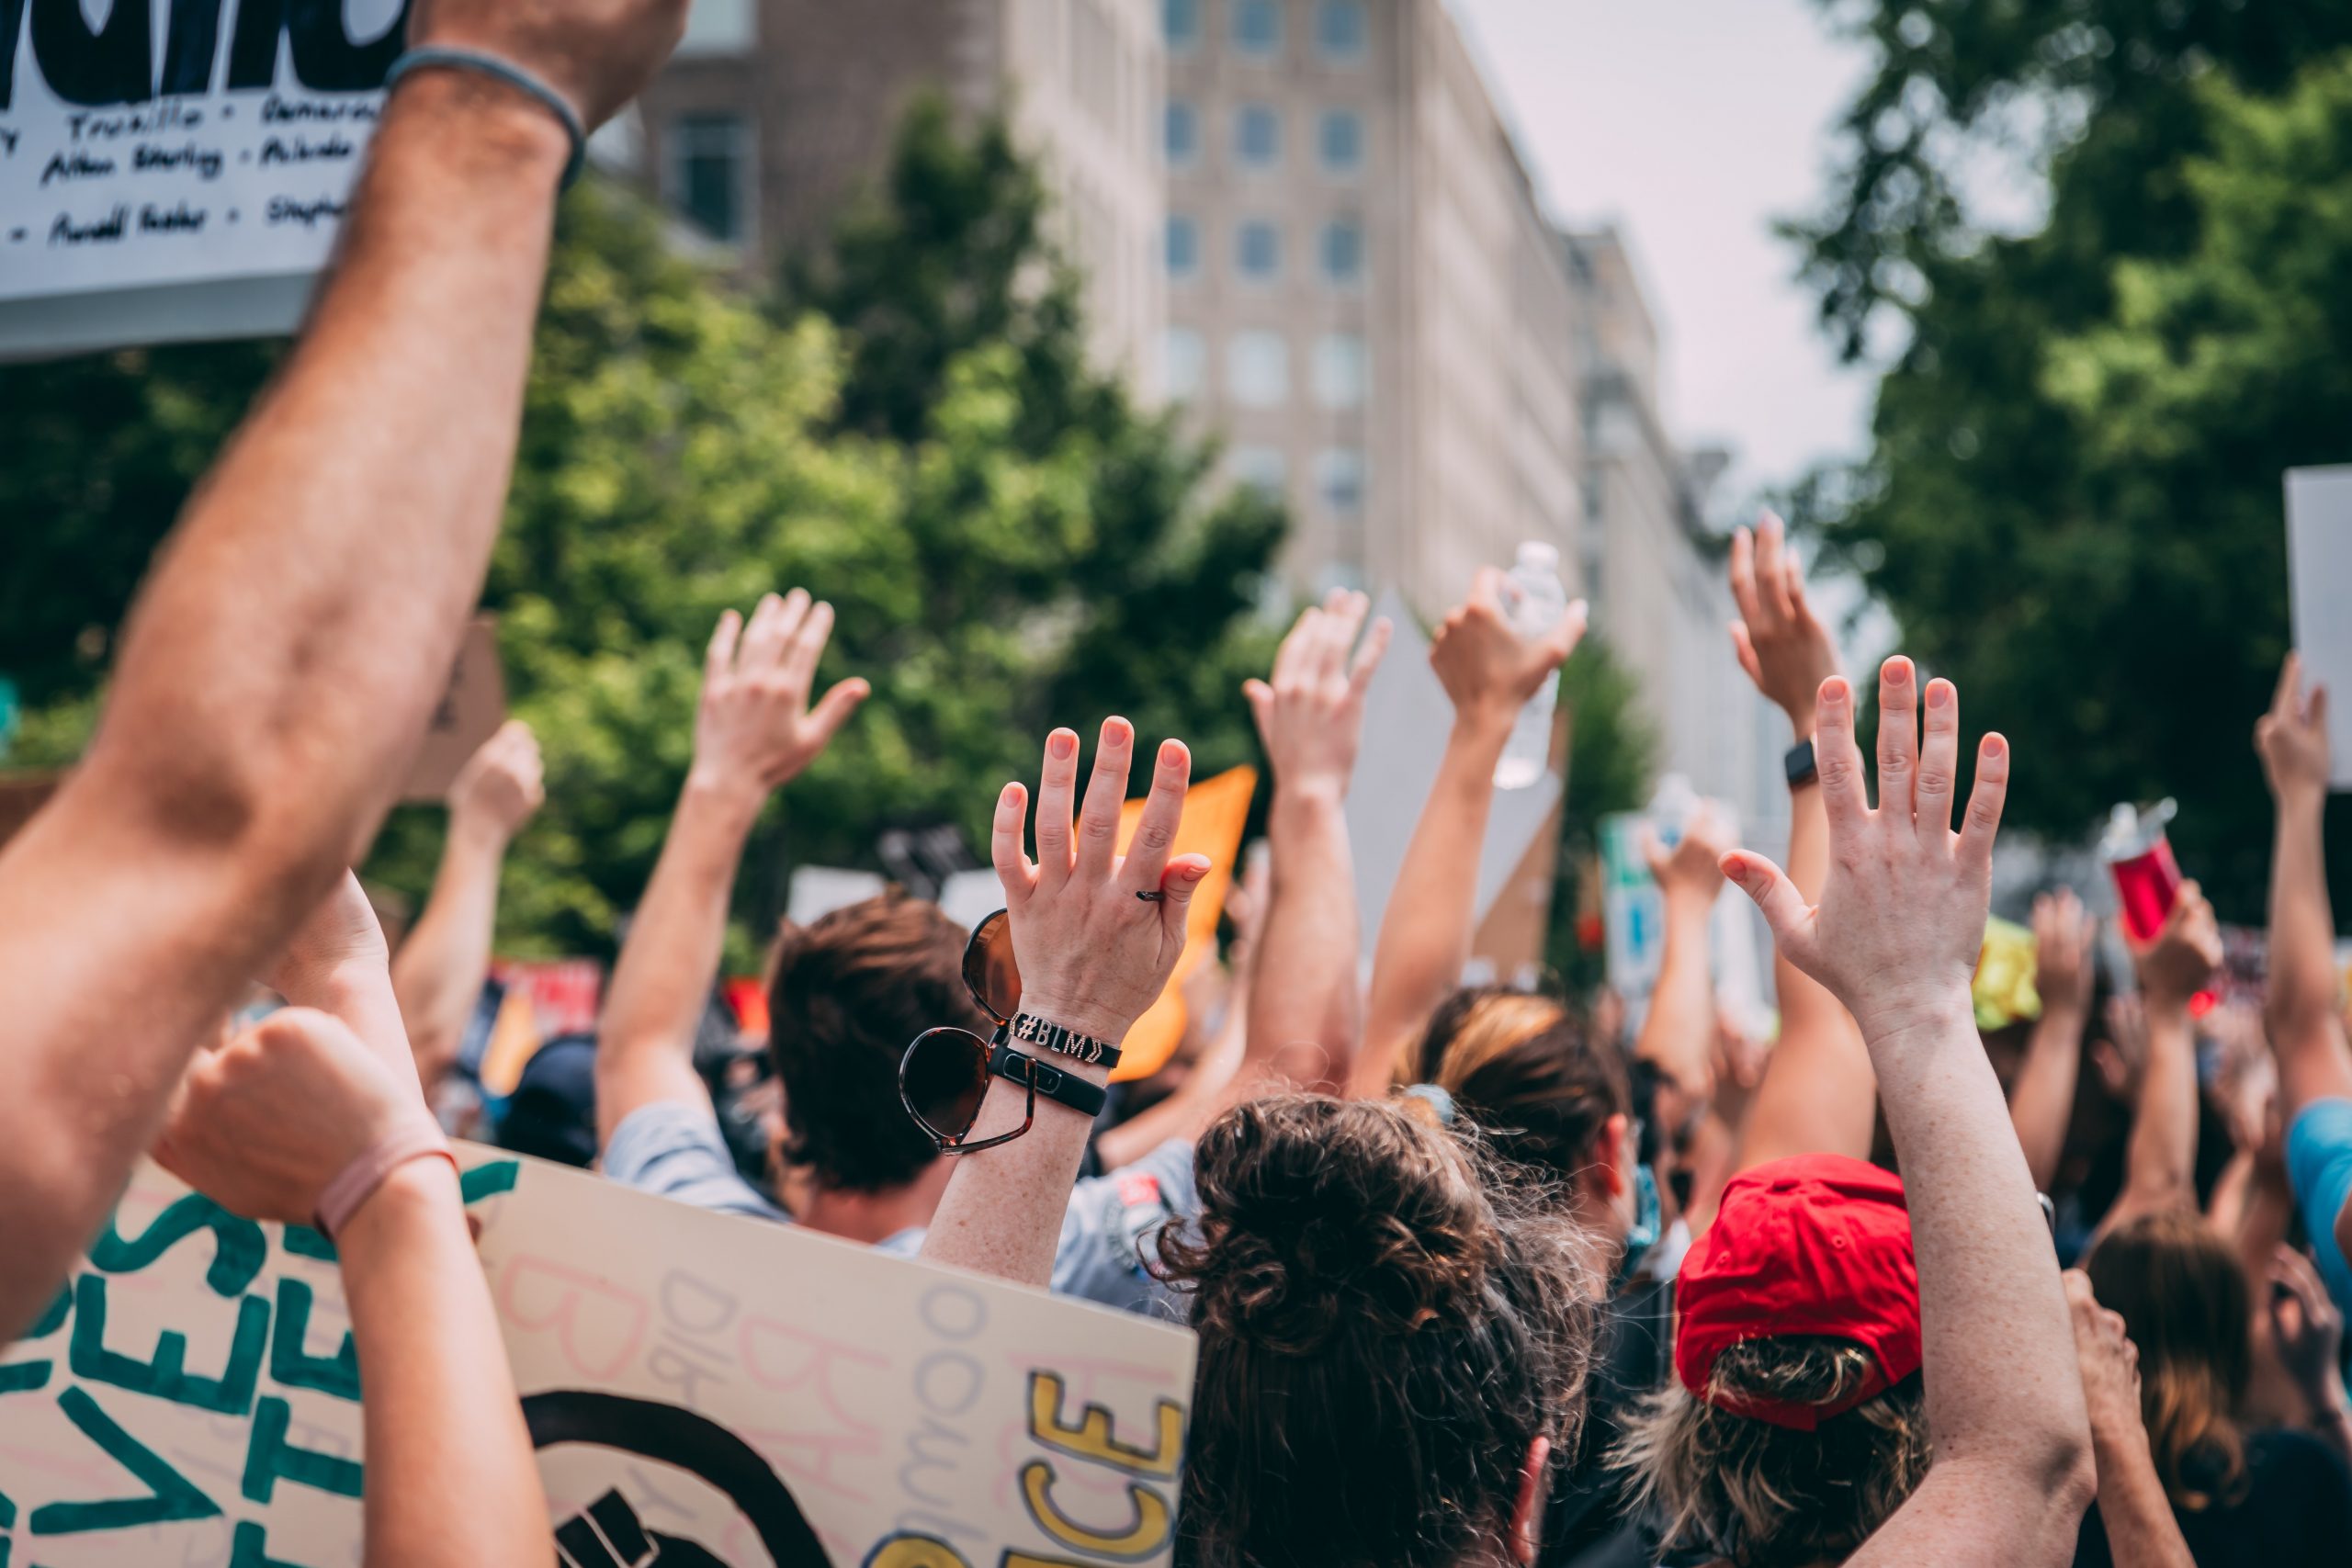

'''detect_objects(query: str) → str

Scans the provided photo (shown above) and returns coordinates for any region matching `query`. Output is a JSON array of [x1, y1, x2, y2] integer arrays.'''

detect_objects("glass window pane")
[[1236, 220, 1282, 281], [1163, 327, 1206, 400], [1166, 215, 1200, 277], [1166, 100, 1198, 164], [677, 0, 754, 55], [1235, 104, 1282, 168], [1319, 109, 1363, 173], [1164, 0, 1199, 48], [1320, 219, 1364, 284], [1227, 332, 1290, 408], [672, 113, 747, 243], [1230, 446, 1289, 498], [1315, 333, 1367, 407], [1315, 0, 1365, 58], [1317, 447, 1366, 514], [1233, 0, 1283, 54]]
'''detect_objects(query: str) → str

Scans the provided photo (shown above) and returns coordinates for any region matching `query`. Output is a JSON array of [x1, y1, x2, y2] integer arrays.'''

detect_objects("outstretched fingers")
[[1723, 850, 1818, 975], [1957, 731, 2009, 880], [1035, 728, 1080, 886], [1349, 616, 1395, 697], [1813, 676, 1869, 830], [705, 608, 743, 685], [992, 782, 1038, 908], [1074, 718, 1136, 880], [1916, 677, 1960, 841], [1876, 656, 1919, 822], [1121, 739, 1193, 895]]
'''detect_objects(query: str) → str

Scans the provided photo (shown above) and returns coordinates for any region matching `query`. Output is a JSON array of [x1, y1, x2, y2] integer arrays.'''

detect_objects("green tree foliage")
[[0, 107, 1283, 961], [1794, 4, 2352, 916], [1546, 637, 1657, 994]]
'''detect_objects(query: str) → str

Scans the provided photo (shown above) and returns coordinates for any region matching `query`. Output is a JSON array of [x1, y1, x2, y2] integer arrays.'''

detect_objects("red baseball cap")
[[1673, 1154, 1921, 1431]]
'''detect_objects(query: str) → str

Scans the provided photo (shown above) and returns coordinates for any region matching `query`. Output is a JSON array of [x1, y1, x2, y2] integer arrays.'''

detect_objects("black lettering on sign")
[[227, 0, 412, 94], [27, 0, 153, 109]]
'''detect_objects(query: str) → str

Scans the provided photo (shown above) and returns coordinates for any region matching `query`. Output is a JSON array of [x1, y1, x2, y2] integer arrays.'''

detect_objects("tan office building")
[[1160, 0, 1584, 612], [618, 0, 1167, 385]]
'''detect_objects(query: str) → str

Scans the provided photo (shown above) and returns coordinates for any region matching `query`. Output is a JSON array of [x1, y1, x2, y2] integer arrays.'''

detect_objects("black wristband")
[[989, 1042, 1109, 1120], [1784, 738, 1819, 790], [1009, 1012, 1123, 1070]]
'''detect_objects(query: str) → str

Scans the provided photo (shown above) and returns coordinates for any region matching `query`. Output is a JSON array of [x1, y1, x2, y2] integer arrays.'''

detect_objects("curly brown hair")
[[1156, 1094, 1598, 1568], [2085, 1210, 2253, 1512]]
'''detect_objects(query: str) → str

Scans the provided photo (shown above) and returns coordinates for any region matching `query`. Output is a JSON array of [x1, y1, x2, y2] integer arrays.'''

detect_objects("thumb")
[[1544, 600, 1590, 665], [1721, 851, 1816, 971], [1728, 622, 1762, 687], [1243, 680, 1275, 743], [809, 677, 870, 739], [1159, 855, 1213, 921], [1640, 823, 1669, 881]]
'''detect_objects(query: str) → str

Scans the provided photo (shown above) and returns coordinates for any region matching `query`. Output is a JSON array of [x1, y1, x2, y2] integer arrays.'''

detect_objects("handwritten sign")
[[401, 615, 505, 802], [0, 0, 405, 358], [2286, 466, 2352, 790], [0, 1147, 1198, 1566]]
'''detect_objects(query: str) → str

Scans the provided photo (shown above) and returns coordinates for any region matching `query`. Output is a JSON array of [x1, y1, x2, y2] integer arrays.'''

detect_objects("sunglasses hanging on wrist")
[[899, 908, 1123, 1154]]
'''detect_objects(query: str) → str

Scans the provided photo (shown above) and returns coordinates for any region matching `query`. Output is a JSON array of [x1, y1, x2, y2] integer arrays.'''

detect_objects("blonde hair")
[[1611, 1337, 1930, 1568]]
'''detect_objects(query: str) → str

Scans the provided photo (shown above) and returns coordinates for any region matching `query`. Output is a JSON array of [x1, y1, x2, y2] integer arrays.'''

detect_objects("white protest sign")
[[1347, 592, 1562, 960], [0, 1146, 1198, 1566], [2286, 466, 2352, 790], [0, 0, 404, 359]]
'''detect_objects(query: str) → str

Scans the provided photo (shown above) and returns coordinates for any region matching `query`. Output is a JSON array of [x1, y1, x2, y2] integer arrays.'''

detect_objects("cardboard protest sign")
[[0, 1146, 1198, 1566], [1110, 765, 1256, 1082], [2286, 467, 2352, 789], [401, 615, 506, 802], [0, 0, 403, 359]]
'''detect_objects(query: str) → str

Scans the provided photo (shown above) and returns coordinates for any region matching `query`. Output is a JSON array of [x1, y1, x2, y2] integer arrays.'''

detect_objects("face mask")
[[1616, 1162, 1662, 1287]]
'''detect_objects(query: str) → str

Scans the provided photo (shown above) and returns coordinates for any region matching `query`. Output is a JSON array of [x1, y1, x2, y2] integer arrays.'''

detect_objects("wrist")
[[379, 68, 571, 195], [1010, 994, 1129, 1077], [1273, 776, 1349, 815], [446, 803, 516, 856], [1451, 707, 1516, 751], [334, 1145, 462, 1251], [1853, 987, 1977, 1055], [1663, 886, 1719, 920], [683, 766, 769, 832]]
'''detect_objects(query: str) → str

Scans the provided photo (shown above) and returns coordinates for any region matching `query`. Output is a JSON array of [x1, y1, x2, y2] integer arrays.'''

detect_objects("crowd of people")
[[4, 3, 2349, 1565]]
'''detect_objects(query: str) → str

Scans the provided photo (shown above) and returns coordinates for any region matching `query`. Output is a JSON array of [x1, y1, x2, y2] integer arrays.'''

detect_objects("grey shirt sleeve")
[[1048, 1139, 1200, 1320], [601, 1100, 792, 1224]]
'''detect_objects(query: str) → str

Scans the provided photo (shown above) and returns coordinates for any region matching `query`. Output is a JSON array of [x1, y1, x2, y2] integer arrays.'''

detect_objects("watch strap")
[[1784, 737, 1819, 790], [1009, 1011, 1123, 1070], [989, 1042, 1109, 1120]]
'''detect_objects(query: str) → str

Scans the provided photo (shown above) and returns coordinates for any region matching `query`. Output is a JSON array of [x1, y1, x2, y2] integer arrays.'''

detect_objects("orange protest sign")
[[1111, 764, 1257, 1080]]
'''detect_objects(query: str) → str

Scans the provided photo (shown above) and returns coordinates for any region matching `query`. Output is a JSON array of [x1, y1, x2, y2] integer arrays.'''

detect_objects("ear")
[[1510, 1432, 1552, 1565], [1596, 1112, 1632, 1198]]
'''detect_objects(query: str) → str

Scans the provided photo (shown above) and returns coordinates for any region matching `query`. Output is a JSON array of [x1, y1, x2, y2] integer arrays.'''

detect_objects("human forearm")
[[1248, 789, 1361, 1094], [340, 1159, 547, 1566], [2086, 1422, 2196, 1568], [1358, 714, 1510, 1095], [593, 773, 762, 1143], [391, 816, 511, 1087], [1636, 896, 1716, 1100], [921, 1048, 1116, 1288], [2010, 1002, 2087, 1193], [2108, 999, 2199, 1226]]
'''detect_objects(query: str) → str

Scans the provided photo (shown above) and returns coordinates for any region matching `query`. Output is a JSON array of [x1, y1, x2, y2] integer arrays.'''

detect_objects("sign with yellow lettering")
[[0, 1146, 1198, 1565]]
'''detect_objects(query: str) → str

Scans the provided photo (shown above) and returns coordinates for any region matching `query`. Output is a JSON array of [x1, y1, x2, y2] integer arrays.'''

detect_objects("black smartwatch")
[[1784, 738, 1819, 790], [989, 1040, 1109, 1119], [1010, 1011, 1123, 1070]]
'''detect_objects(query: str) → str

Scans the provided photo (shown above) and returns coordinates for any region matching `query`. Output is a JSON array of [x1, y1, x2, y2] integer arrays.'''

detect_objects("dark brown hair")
[[1410, 987, 1631, 1179], [1157, 1094, 1597, 1568], [2085, 1210, 2253, 1510], [766, 890, 988, 1193]]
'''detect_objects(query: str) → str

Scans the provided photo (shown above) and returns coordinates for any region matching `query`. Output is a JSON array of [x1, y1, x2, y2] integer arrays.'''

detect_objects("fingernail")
[[1161, 739, 1184, 765], [1927, 682, 1951, 708], [1984, 734, 2007, 758], [1050, 731, 1076, 759], [1823, 678, 1849, 708]]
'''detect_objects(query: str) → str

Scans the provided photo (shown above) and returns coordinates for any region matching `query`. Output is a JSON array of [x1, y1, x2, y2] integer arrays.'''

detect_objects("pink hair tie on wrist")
[[314, 1123, 460, 1240]]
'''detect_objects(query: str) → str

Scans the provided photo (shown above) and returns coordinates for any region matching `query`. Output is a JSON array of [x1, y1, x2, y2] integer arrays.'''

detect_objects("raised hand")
[[2256, 653, 2333, 807], [1244, 590, 1392, 804], [1721, 658, 2007, 1043], [1430, 569, 1589, 730], [408, 0, 690, 130], [991, 720, 1212, 1046], [692, 592, 869, 803], [1728, 510, 1842, 735], [2128, 881, 2222, 1011], [2269, 1245, 2348, 1410], [1644, 797, 1738, 908], [2064, 1270, 2144, 1446], [158, 1010, 438, 1227], [448, 720, 545, 843], [2032, 887, 2098, 1020], [266, 871, 393, 1008]]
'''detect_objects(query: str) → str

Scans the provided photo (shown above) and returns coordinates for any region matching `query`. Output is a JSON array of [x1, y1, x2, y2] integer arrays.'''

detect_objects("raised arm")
[[1728, 661, 2094, 1567], [1634, 800, 1736, 1107], [1354, 572, 1586, 1096], [2098, 885, 2220, 1235], [392, 721, 544, 1088], [594, 593, 866, 1147], [921, 721, 1208, 1287], [2064, 1270, 2195, 1568], [1724, 513, 1878, 1169], [0, 0, 683, 1339], [2010, 890, 2097, 1193], [158, 886, 546, 1566], [1243, 592, 1389, 1092]]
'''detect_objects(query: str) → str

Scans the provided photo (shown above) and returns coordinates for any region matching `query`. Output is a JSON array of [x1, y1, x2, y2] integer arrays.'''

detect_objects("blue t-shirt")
[[602, 1100, 1198, 1318]]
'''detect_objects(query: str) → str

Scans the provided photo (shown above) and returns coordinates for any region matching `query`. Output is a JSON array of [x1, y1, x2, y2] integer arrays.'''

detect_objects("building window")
[[1314, 333, 1367, 407], [1317, 448, 1366, 514], [670, 113, 750, 243], [1235, 104, 1282, 169], [1166, 215, 1201, 279], [1319, 219, 1364, 285], [1166, 99, 1200, 166], [1315, 0, 1366, 59], [675, 0, 755, 54], [1232, 0, 1283, 56], [1163, 327, 1206, 400], [1227, 332, 1290, 407], [1230, 446, 1289, 498], [1318, 108, 1363, 174], [1164, 0, 1199, 50], [1235, 220, 1282, 282]]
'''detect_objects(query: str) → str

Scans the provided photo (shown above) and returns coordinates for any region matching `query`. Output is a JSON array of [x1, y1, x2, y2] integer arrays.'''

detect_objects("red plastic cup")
[[2101, 801, 2182, 944]]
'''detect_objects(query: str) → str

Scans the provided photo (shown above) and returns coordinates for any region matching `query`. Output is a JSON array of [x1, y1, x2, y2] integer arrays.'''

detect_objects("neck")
[[795, 1159, 956, 1245]]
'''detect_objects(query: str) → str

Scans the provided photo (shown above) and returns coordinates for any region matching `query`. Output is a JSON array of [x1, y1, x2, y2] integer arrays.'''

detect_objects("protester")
[[0, 0, 686, 1340], [157, 875, 546, 1566]]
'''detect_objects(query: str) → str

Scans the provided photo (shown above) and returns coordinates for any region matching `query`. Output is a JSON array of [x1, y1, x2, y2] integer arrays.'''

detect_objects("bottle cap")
[[1515, 540, 1561, 572]]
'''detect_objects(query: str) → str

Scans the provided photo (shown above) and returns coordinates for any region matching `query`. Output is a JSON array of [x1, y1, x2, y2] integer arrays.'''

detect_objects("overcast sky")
[[1449, 0, 1882, 502]]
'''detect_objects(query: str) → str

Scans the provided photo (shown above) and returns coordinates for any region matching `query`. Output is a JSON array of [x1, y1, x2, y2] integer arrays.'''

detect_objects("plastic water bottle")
[[1648, 773, 1699, 852], [1495, 540, 1568, 789]]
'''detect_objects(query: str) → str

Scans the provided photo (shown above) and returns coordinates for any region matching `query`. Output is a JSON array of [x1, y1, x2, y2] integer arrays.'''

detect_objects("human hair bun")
[[1159, 1096, 1502, 1356]]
